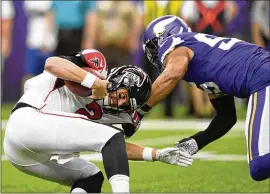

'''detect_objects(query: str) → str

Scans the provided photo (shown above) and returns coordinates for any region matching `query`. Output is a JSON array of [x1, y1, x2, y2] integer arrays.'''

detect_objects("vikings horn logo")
[[153, 16, 177, 37]]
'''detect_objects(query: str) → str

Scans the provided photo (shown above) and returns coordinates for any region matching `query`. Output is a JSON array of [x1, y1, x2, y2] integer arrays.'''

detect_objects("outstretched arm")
[[146, 47, 190, 107], [136, 46, 192, 120], [133, 46, 191, 127], [125, 142, 193, 167], [177, 94, 237, 155]]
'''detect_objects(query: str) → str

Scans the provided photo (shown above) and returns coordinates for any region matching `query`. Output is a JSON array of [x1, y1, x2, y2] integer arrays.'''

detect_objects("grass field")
[[1, 104, 269, 193]]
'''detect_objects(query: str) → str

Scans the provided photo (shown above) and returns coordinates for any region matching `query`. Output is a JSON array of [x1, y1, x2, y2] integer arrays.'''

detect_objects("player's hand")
[[156, 147, 193, 167], [136, 110, 144, 120], [90, 78, 109, 99], [122, 112, 141, 138], [175, 138, 198, 155], [136, 103, 152, 120]]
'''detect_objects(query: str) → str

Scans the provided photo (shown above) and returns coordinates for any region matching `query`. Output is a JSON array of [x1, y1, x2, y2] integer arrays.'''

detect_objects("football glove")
[[175, 138, 198, 155], [122, 111, 141, 138], [156, 147, 193, 167], [136, 103, 152, 119]]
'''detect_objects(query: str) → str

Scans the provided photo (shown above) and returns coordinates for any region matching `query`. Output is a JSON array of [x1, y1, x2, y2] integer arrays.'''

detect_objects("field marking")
[[129, 132, 243, 147], [1, 152, 247, 162], [1, 134, 247, 162], [1, 119, 245, 131]]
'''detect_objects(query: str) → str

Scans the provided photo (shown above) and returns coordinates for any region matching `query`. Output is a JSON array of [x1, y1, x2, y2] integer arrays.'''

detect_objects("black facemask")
[[144, 38, 164, 73]]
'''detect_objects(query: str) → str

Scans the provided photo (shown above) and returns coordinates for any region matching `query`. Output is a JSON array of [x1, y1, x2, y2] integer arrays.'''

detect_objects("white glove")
[[156, 147, 193, 167], [175, 138, 198, 155]]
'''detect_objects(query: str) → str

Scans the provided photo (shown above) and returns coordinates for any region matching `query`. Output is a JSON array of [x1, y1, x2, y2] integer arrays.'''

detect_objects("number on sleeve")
[[199, 82, 222, 94], [189, 81, 223, 95], [194, 33, 241, 50]]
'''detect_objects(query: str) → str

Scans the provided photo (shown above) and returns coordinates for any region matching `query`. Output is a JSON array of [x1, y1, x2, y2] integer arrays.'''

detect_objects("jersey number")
[[190, 81, 222, 95], [194, 33, 241, 50], [75, 101, 102, 120]]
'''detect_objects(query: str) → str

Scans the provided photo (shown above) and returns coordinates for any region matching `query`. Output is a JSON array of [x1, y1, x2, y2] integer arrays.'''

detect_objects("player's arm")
[[45, 56, 88, 83], [125, 142, 193, 167], [45, 54, 107, 90], [146, 46, 191, 107], [177, 94, 237, 155], [135, 46, 192, 130]]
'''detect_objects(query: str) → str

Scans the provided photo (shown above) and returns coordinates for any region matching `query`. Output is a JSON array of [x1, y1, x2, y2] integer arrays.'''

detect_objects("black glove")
[[122, 123, 137, 138], [122, 104, 152, 138], [136, 103, 152, 119], [122, 111, 141, 138]]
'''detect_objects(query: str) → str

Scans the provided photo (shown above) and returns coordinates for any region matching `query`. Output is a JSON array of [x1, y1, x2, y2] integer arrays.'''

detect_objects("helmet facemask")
[[144, 37, 165, 72], [103, 66, 151, 115], [144, 37, 165, 73], [103, 80, 138, 115]]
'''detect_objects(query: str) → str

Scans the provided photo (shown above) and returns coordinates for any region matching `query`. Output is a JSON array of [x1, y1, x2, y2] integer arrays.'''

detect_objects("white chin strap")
[[103, 95, 118, 111], [103, 95, 110, 106]]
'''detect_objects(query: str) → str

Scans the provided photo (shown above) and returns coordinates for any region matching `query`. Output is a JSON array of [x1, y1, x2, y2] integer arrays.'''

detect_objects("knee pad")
[[70, 171, 104, 193], [249, 153, 270, 181]]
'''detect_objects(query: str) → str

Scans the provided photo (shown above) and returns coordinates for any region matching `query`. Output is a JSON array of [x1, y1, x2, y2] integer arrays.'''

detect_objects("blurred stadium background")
[[1, 0, 269, 193]]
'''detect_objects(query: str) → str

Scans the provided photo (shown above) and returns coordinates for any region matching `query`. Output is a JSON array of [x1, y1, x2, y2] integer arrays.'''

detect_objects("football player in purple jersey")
[[130, 15, 270, 181]]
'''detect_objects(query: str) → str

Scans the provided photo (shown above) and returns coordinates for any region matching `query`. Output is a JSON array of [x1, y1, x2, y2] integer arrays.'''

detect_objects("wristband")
[[137, 103, 152, 116], [81, 72, 97, 89], [142, 147, 153, 161]]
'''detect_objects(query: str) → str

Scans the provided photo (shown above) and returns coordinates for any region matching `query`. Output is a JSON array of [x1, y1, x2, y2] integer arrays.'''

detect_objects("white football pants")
[[3, 107, 119, 186], [245, 85, 270, 162]]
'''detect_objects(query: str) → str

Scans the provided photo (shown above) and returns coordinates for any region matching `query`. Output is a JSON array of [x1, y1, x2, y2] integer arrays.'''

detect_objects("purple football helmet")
[[143, 15, 191, 72]]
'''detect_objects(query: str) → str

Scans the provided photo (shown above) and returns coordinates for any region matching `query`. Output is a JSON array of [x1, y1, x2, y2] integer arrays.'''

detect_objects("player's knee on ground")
[[249, 153, 270, 181], [102, 132, 129, 179], [70, 171, 104, 193]]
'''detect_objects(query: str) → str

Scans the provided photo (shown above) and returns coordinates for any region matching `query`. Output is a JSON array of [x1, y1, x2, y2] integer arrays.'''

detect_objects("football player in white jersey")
[[3, 49, 193, 193]]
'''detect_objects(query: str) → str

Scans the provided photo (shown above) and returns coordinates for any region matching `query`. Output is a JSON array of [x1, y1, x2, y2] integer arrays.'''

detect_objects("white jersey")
[[18, 70, 133, 124]]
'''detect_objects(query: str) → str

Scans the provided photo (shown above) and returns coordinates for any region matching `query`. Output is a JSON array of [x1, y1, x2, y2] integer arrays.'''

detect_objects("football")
[[65, 67, 105, 97]]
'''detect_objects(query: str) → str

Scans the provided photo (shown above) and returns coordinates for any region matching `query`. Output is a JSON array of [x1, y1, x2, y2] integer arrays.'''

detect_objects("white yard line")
[[1, 152, 247, 162], [1, 120, 245, 131], [1, 135, 247, 162]]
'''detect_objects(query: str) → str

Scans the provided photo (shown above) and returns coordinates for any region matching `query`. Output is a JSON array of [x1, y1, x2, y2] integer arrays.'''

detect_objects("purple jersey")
[[158, 32, 270, 98]]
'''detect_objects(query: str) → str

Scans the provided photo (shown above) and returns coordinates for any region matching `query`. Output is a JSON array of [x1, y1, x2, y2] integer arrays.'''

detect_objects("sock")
[[109, 174, 130, 193], [71, 188, 87, 193]]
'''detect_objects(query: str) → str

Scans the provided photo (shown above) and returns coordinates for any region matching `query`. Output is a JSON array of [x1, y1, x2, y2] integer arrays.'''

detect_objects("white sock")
[[109, 174, 130, 193], [71, 188, 87, 193]]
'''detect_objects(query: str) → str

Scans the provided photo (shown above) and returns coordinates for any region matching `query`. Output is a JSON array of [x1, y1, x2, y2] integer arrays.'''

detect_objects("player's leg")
[[4, 123, 103, 193], [5, 108, 129, 192], [11, 157, 104, 193], [38, 111, 130, 192], [245, 85, 270, 181]]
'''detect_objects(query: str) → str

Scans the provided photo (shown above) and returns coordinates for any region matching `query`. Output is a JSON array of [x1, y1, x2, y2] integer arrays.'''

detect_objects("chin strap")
[[103, 95, 110, 107]]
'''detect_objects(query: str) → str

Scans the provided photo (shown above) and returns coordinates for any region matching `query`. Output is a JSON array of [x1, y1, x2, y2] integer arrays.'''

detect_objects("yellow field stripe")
[[249, 92, 257, 161]]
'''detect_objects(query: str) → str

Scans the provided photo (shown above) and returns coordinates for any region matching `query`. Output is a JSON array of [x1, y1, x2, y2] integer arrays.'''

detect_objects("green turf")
[[2, 129, 246, 155], [2, 160, 269, 193], [2, 103, 266, 193], [1, 104, 13, 120], [2, 128, 268, 193]]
